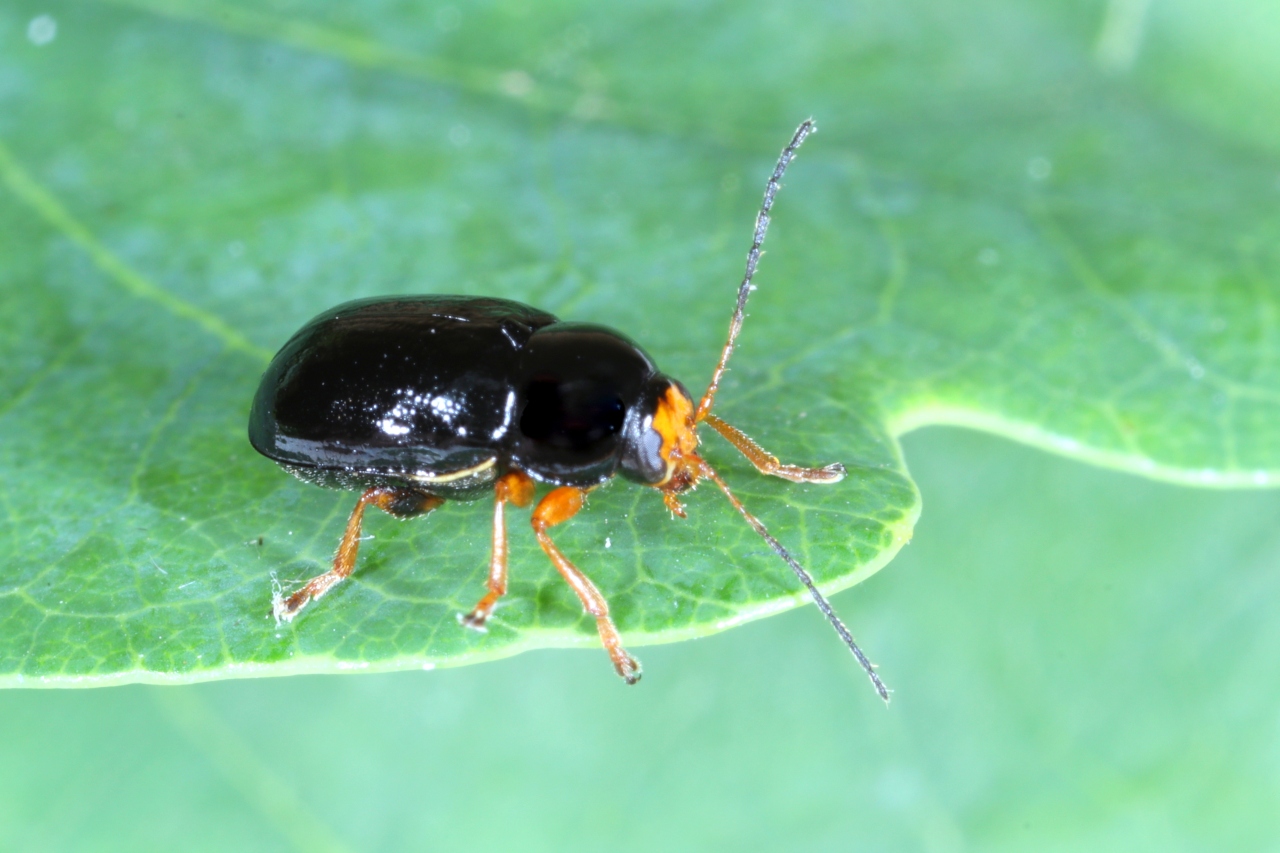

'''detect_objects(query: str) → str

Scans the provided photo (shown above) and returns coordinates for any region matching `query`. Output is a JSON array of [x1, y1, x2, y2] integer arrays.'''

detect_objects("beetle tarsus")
[[272, 575, 335, 624], [702, 413, 847, 484], [615, 651, 643, 685], [457, 608, 491, 633], [272, 594, 304, 624]]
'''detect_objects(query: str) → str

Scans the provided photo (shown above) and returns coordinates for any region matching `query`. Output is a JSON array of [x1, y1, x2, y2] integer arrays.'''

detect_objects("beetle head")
[[618, 376, 702, 514]]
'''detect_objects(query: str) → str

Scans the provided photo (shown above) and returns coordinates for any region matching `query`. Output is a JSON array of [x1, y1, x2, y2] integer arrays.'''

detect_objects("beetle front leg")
[[460, 470, 535, 631], [531, 486, 641, 684], [273, 487, 442, 623], [701, 413, 845, 483]]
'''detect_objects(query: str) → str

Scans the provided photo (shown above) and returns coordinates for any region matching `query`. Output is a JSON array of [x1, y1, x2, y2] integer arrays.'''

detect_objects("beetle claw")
[[616, 654, 643, 685], [457, 610, 490, 633], [271, 590, 307, 625]]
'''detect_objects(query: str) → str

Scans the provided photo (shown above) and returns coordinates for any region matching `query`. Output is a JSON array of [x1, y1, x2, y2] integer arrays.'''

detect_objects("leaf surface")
[[0, 0, 1276, 685]]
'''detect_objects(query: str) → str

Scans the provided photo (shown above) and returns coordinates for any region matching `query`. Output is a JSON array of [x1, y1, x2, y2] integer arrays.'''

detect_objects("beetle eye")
[[617, 392, 671, 486], [616, 416, 666, 484], [636, 423, 666, 479]]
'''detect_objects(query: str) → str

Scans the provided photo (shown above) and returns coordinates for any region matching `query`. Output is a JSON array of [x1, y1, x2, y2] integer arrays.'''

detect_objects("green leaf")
[[0, 0, 1275, 686]]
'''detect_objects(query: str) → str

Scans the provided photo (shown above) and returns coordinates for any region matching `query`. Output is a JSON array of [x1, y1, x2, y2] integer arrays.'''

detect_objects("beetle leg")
[[701, 413, 846, 484], [273, 487, 442, 623], [461, 470, 535, 631], [531, 486, 641, 684]]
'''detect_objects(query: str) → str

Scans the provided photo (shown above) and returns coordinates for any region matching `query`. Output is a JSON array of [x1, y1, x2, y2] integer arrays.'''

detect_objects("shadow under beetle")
[[249, 121, 889, 700]]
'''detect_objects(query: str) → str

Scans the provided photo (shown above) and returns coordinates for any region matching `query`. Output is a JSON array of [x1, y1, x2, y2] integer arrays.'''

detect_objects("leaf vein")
[[0, 139, 272, 364]]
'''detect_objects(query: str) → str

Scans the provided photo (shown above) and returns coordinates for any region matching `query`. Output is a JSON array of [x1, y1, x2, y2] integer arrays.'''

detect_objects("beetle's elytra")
[[249, 121, 889, 700]]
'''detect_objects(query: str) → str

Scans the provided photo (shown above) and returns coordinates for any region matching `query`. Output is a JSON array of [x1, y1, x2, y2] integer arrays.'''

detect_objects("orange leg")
[[531, 486, 641, 684], [273, 487, 442, 623], [460, 470, 535, 631], [702, 413, 845, 484]]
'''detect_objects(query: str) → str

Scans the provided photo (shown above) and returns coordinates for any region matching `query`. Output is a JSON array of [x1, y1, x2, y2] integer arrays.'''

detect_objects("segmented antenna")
[[698, 459, 891, 703], [696, 120, 816, 423]]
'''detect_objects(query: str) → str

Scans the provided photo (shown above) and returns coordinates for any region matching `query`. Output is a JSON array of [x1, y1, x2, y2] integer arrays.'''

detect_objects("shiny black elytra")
[[249, 121, 889, 700], [250, 297, 679, 496]]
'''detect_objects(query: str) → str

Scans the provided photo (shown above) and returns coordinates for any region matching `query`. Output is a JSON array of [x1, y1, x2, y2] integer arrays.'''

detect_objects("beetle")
[[249, 121, 888, 700]]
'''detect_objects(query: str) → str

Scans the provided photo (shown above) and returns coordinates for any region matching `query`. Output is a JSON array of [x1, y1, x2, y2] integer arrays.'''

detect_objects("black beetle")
[[249, 121, 887, 699]]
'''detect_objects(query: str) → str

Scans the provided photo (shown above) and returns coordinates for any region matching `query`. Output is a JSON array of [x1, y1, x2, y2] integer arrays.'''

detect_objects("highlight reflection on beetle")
[[249, 121, 888, 699]]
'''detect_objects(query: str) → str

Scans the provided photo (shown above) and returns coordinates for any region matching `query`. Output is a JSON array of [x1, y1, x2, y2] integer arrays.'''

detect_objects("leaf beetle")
[[249, 121, 888, 700]]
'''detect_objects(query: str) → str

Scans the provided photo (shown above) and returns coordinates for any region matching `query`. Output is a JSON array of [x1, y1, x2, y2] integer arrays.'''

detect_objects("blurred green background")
[[3, 0, 1280, 849]]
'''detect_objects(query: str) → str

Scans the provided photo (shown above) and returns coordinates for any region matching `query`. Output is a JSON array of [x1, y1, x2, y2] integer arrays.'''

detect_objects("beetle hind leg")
[[273, 487, 442, 623], [460, 471, 535, 631], [531, 486, 641, 684]]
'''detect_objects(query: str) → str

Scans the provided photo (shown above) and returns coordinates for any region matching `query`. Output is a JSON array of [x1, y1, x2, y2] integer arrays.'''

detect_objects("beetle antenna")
[[696, 119, 816, 423], [697, 458, 890, 703]]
